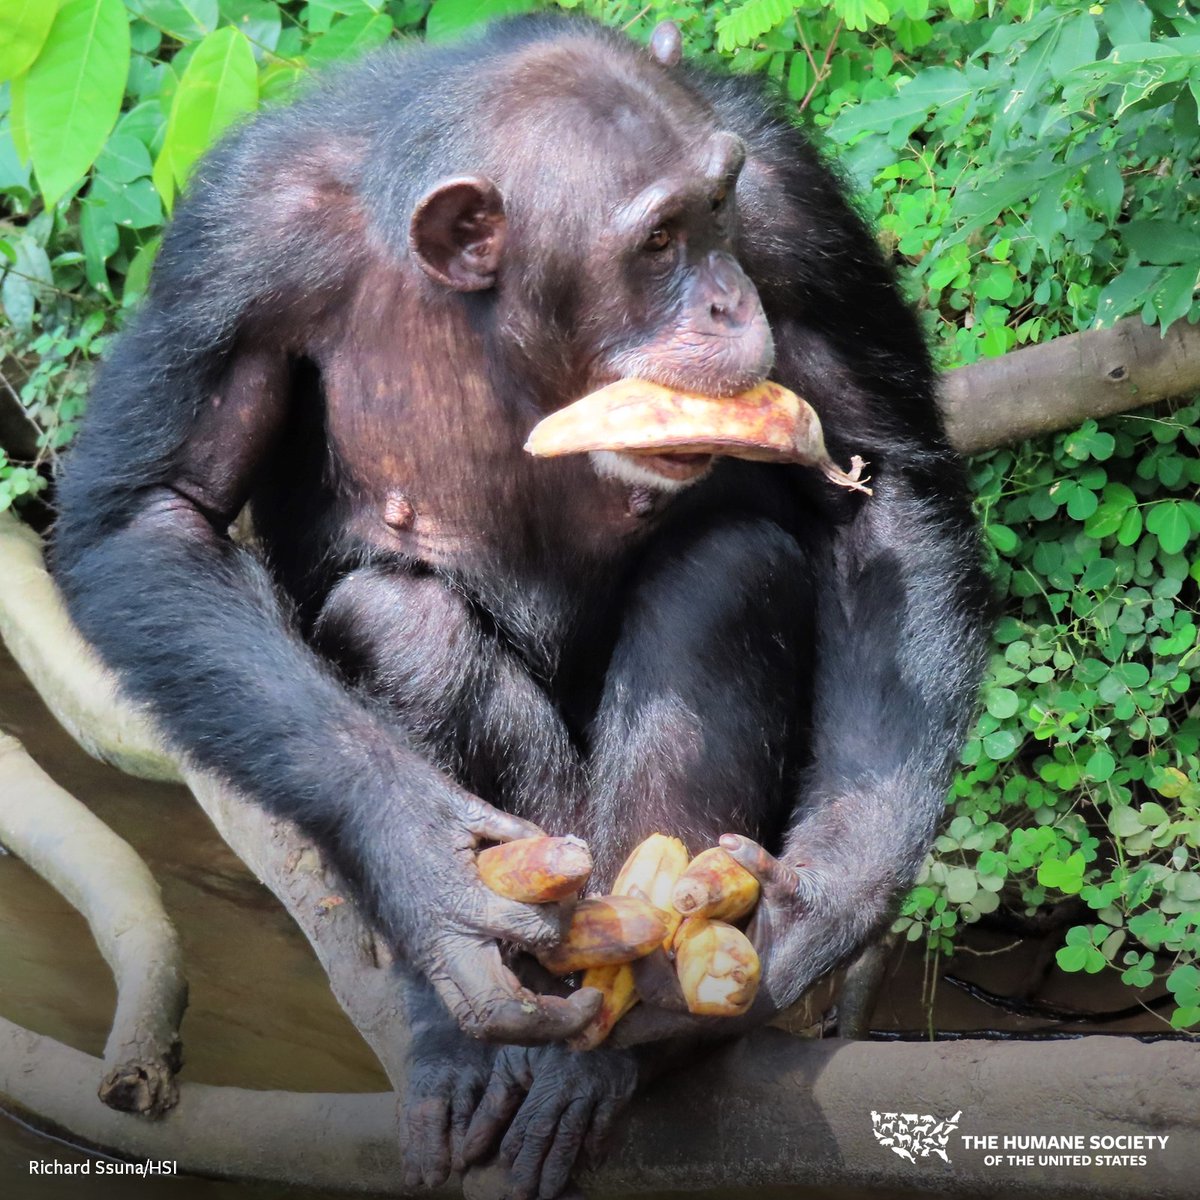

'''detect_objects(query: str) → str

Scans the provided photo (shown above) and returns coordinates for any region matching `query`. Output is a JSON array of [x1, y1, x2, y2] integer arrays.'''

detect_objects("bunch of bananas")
[[476, 833, 761, 1048]]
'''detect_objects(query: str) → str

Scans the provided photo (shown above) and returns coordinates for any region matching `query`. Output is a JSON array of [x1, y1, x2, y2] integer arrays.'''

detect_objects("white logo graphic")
[[871, 1110, 962, 1164]]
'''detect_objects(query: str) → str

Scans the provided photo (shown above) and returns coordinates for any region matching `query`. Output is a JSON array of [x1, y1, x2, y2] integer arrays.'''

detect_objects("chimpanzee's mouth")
[[623, 450, 715, 482]]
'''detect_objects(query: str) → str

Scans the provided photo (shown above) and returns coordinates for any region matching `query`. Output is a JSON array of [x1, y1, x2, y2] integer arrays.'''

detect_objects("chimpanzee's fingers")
[[470, 890, 572, 949], [433, 941, 602, 1044], [630, 946, 689, 1011], [534, 1097, 593, 1200], [719, 833, 804, 901], [460, 797, 546, 844], [450, 1075, 487, 1174], [402, 1089, 450, 1190], [461, 1051, 531, 1167], [498, 1085, 577, 1198]]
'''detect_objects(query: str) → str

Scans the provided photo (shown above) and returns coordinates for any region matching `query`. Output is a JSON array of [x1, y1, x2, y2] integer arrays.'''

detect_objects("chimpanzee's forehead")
[[483, 39, 727, 214]]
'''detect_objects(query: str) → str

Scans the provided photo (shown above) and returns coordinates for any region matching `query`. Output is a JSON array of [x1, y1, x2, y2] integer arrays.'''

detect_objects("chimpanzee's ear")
[[649, 21, 682, 68], [409, 175, 506, 292]]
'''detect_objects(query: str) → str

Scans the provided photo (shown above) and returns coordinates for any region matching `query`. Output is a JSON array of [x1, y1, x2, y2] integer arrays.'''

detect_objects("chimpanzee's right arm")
[[51, 119, 597, 1045]]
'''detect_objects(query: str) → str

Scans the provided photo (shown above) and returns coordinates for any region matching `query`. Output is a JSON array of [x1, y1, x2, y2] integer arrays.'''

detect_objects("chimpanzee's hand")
[[459, 1043, 638, 1200], [402, 795, 601, 1045], [611, 833, 818, 1047]]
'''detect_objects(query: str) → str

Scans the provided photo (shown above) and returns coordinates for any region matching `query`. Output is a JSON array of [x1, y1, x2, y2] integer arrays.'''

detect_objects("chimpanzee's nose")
[[706, 252, 756, 329]]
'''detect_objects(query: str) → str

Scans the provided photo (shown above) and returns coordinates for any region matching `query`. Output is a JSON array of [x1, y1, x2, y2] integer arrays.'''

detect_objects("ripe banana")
[[537, 896, 667, 975], [672, 846, 760, 922], [673, 917, 761, 1017], [568, 963, 638, 1051], [612, 832, 690, 948], [476, 835, 593, 903]]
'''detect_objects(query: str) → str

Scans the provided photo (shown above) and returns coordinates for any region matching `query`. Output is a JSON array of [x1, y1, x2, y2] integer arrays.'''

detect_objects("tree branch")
[[3, 1014, 1198, 1198], [0, 512, 177, 782], [942, 315, 1200, 454], [0, 733, 186, 1116], [0, 509, 410, 1092]]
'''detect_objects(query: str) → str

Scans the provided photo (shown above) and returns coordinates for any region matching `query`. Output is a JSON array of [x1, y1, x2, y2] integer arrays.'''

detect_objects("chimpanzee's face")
[[581, 131, 774, 402], [406, 119, 774, 489]]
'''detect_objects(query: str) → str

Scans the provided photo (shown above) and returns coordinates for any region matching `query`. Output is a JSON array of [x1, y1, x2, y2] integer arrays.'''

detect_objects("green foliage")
[[1, 0, 1199, 1027]]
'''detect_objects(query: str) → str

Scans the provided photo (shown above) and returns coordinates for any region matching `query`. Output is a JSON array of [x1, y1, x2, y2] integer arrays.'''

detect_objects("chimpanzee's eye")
[[711, 185, 727, 212], [644, 227, 671, 252]]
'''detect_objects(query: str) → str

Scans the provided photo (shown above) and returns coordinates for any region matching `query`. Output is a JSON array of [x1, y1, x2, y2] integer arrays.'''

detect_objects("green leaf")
[[307, 12, 395, 66], [945, 867, 979, 904], [1056, 943, 1089, 973], [1095, 265, 1163, 328], [0, 0, 57, 83], [1109, 805, 1144, 837], [123, 235, 161, 306], [218, 0, 282, 56], [1103, 0, 1151, 48], [1147, 501, 1192, 554], [80, 198, 118, 293], [156, 26, 257, 198], [89, 174, 163, 229], [1123, 220, 1200, 266], [24, 0, 131, 208], [714, 0, 795, 53], [982, 729, 1020, 760], [426, 0, 538, 44], [1117, 507, 1143, 546], [985, 688, 1020, 719], [1085, 501, 1130, 539], [1084, 748, 1116, 783], [1151, 264, 1200, 328], [827, 68, 970, 143], [128, 0, 220, 42], [985, 523, 1018, 553], [95, 134, 153, 184]]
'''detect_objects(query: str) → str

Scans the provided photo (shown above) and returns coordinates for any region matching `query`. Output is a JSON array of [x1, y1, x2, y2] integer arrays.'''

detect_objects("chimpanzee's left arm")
[[614, 78, 992, 1043]]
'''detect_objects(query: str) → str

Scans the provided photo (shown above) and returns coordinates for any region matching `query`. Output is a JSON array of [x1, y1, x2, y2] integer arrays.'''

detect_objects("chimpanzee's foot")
[[402, 1024, 496, 1189], [461, 1043, 638, 1200]]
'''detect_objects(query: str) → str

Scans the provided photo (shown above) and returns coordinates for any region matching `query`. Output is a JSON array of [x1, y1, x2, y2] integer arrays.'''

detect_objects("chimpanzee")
[[53, 13, 989, 1199]]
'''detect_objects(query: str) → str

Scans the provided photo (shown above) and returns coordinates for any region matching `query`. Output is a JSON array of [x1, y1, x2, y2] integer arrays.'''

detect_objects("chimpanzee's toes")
[[401, 1041, 493, 1189]]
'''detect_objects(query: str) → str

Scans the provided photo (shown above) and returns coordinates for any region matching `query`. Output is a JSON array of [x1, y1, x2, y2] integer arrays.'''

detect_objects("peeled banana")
[[673, 918, 761, 1017], [568, 963, 638, 1051], [475, 831, 766, 1041], [476, 835, 593, 903], [612, 832, 690, 948], [537, 896, 667, 975], [672, 847, 760, 922]]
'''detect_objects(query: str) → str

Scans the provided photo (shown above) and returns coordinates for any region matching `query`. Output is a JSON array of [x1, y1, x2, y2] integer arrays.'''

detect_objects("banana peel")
[[524, 379, 870, 494]]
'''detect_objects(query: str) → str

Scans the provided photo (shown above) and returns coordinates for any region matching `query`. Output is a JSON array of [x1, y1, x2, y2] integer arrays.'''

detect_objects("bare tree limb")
[[4, 1013, 1198, 1198], [0, 733, 186, 1116], [942, 315, 1200, 454], [0, 509, 411, 1092], [0, 512, 177, 783], [0, 1015, 411, 1195]]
